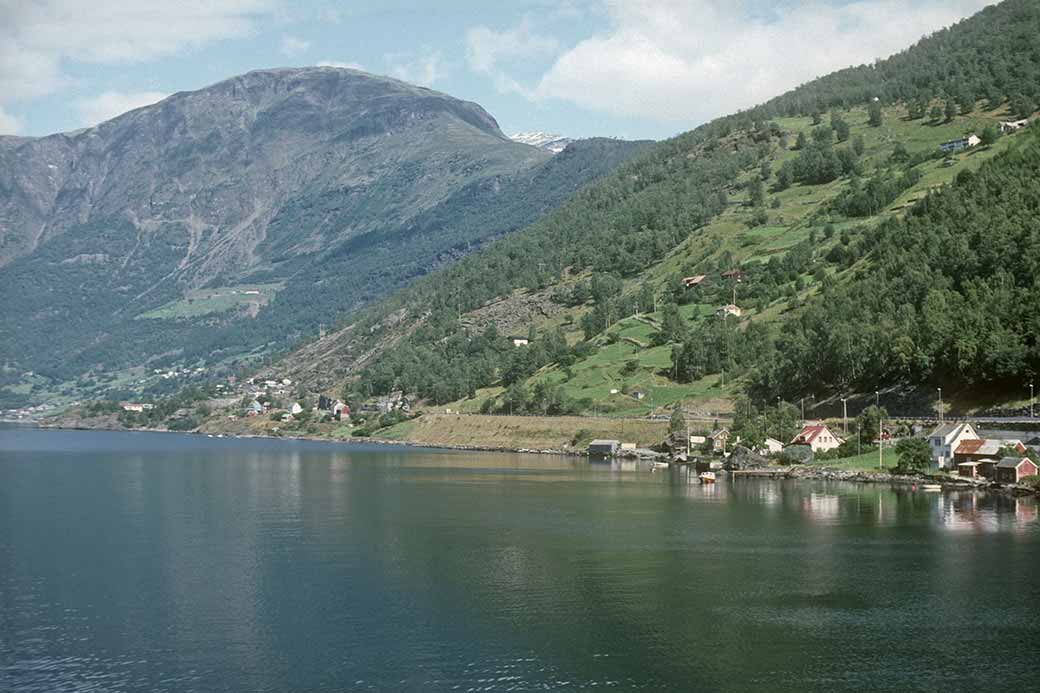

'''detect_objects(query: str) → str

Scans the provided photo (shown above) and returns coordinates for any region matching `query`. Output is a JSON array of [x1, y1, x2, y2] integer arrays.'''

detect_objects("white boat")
[[699, 471, 716, 484], [651, 461, 670, 470], [921, 484, 942, 492]]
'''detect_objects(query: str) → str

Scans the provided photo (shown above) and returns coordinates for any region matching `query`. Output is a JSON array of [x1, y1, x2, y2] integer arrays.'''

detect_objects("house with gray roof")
[[928, 423, 979, 469]]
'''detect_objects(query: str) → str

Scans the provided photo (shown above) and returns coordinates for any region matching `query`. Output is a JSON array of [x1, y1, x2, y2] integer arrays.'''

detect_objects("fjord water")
[[1, 428, 1038, 691]]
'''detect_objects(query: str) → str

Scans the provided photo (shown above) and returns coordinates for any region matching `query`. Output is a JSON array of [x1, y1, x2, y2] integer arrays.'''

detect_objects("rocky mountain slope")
[[0, 67, 648, 402]]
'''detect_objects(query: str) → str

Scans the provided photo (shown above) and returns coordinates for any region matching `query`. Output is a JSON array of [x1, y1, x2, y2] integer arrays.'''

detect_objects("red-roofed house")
[[790, 423, 844, 453], [682, 275, 707, 288]]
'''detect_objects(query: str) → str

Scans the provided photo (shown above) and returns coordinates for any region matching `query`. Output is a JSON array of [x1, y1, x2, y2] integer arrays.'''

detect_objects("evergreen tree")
[[868, 101, 883, 127]]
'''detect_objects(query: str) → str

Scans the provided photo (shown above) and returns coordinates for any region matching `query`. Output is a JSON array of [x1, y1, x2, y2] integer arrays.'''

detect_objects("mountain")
[[0, 67, 649, 404], [510, 132, 575, 154], [265, 0, 1040, 421]]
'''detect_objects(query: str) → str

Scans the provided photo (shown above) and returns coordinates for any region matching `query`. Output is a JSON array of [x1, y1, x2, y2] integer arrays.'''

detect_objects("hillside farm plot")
[[137, 283, 284, 320]]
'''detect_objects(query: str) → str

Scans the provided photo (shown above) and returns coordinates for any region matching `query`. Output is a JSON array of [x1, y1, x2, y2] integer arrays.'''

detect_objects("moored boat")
[[699, 471, 716, 484]]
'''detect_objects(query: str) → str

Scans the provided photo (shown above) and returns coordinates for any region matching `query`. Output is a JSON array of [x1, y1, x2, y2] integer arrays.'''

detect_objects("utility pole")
[[800, 397, 804, 422], [937, 387, 943, 424], [875, 390, 879, 408], [841, 397, 848, 434], [1031, 382, 1035, 419], [879, 412, 884, 469], [777, 396, 782, 442]]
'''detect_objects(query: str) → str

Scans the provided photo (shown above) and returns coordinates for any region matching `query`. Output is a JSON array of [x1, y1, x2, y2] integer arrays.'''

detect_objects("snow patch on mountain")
[[510, 131, 574, 154]]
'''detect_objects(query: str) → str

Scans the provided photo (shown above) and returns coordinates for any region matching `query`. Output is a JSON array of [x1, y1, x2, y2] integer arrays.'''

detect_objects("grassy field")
[[377, 413, 669, 450], [137, 283, 283, 319], [808, 448, 902, 471]]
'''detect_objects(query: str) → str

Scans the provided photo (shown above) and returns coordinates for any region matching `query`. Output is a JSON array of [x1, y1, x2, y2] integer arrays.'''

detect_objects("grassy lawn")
[[809, 447, 902, 471]]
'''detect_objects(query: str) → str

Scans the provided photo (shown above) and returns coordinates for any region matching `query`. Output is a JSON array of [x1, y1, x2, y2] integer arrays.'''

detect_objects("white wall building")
[[928, 423, 979, 468]]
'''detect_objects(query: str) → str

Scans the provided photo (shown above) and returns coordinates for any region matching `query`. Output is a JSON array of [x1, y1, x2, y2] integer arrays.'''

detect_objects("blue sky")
[[0, 0, 993, 141]]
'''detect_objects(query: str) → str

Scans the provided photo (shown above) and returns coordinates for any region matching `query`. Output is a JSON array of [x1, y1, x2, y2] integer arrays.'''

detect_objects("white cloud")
[[0, 1, 277, 104], [465, 17, 560, 97], [279, 35, 311, 58], [0, 105, 24, 135], [385, 49, 447, 87], [317, 60, 365, 71], [492, 0, 992, 125], [465, 19, 559, 74], [75, 90, 169, 127]]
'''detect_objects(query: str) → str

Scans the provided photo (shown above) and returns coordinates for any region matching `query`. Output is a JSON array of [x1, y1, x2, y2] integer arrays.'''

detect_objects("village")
[[88, 362, 1040, 499], [584, 414, 1039, 493]]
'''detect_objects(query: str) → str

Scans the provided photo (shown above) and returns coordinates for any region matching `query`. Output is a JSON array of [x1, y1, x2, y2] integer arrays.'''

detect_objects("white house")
[[939, 134, 981, 153], [761, 437, 785, 454], [790, 423, 844, 453], [715, 304, 742, 318], [1000, 118, 1029, 133], [928, 422, 979, 469], [290, 402, 304, 415]]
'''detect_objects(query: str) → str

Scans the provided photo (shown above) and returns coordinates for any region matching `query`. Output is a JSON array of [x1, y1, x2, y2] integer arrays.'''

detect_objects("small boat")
[[651, 461, 670, 471], [699, 471, 716, 484], [921, 484, 942, 492]]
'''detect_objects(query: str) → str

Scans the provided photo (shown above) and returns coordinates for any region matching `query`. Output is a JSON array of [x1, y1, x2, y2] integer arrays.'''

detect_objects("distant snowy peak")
[[511, 131, 574, 154]]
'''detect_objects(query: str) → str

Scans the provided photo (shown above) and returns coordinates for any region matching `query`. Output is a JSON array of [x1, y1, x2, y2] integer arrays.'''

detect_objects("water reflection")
[[1, 428, 1038, 692]]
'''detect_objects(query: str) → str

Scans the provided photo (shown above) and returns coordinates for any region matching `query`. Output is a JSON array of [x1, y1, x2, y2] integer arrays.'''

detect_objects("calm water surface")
[[2, 426, 1039, 691]]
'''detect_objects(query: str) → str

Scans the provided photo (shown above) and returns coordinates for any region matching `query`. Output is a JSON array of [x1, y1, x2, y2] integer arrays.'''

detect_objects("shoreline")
[[32, 419, 585, 457], [22, 420, 1040, 497]]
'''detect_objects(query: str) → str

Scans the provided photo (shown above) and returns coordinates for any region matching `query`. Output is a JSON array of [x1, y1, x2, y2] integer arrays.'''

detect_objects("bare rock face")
[[0, 67, 536, 274], [0, 68, 648, 389], [0, 68, 548, 380]]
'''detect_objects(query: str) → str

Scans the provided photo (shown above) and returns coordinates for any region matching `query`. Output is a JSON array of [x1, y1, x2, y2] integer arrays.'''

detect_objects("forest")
[[750, 125, 1040, 400]]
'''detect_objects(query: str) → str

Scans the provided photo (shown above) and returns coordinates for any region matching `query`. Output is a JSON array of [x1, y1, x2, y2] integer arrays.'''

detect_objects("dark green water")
[[1, 427, 1038, 691]]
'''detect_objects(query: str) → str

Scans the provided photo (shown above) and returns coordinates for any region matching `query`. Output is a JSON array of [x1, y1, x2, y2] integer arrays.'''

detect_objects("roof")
[[589, 439, 620, 447], [929, 422, 974, 439], [997, 456, 1035, 469], [956, 461, 980, 467], [955, 438, 1025, 457], [791, 424, 837, 445], [709, 429, 729, 439], [682, 275, 706, 285]]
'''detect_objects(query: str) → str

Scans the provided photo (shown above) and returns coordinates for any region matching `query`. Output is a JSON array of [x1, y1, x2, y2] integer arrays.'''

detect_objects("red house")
[[790, 423, 844, 453], [995, 457, 1038, 484]]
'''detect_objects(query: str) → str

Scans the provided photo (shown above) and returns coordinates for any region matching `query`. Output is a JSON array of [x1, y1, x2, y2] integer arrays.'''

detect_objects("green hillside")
[[300, 0, 1040, 421], [441, 106, 1032, 420]]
